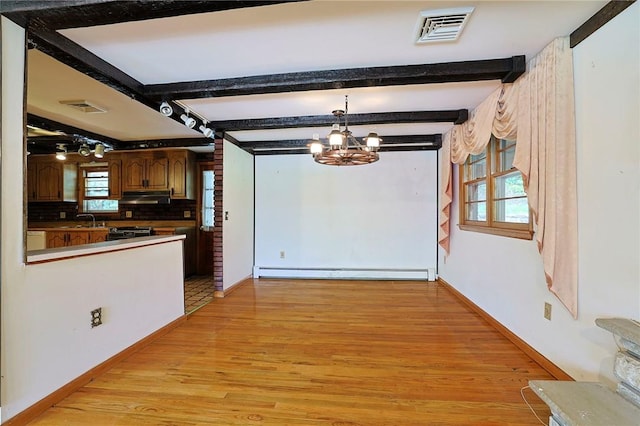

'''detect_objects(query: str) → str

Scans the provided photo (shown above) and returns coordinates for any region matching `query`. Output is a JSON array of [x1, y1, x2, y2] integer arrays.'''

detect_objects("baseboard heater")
[[253, 266, 435, 281]]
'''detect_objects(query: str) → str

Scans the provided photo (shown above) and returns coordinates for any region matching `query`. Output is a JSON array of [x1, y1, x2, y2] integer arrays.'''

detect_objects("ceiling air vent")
[[415, 7, 474, 44], [59, 99, 107, 113]]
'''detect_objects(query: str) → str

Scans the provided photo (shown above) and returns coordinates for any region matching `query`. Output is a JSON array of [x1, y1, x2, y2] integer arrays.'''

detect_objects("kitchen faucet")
[[76, 213, 96, 228]]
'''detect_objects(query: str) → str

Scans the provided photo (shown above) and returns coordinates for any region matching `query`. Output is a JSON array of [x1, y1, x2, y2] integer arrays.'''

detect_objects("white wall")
[[1, 19, 185, 421], [438, 3, 639, 384], [254, 151, 438, 279], [222, 140, 255, 290]]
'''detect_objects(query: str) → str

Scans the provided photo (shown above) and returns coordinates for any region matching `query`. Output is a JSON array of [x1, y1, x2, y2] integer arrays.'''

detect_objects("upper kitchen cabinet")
[[121, 149, 195, 199], [122, 154, 169, 192], [27, 156, 77, 202], [168, 150, 196, 199], [108, 158, 122, 200]]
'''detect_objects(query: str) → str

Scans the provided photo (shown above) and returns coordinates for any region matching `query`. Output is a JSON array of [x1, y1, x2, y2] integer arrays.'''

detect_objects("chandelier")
[[309, 95, 381, 166]]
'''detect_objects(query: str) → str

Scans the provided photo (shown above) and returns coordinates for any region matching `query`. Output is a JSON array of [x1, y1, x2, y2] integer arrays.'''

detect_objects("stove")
[[107, 226, 153, 241]]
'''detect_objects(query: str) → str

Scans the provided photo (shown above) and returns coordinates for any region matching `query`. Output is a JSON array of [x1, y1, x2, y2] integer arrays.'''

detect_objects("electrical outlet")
[[280, 251, 285, 259], [183, 210, 191, 218], [544, 302, 552, 321], [125, 211, 132, 218], [59, 211, 66, 219], [91, 308, 103, 328]]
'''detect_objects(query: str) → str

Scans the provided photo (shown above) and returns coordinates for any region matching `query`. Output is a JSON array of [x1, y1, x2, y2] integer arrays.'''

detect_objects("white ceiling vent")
[[59, 99, 108, 113], [415, 7, 474, 44]]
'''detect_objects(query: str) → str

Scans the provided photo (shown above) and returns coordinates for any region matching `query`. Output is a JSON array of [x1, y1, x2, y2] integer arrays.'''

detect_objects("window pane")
[[466, 181, 486, 203], [498, 139, 516, 151], [499, 146, 516, 171], [85, 170, 109, 197], [494, 198, 529, 223], [202, 170, 214, 229], [494, 171, 526, 198], [466, 201, 486, 221], [83, 199, 118, 213]]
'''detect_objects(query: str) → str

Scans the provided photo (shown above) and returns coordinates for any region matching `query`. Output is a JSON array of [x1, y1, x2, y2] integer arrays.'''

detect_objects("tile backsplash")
[[28, 199, 197, 223]]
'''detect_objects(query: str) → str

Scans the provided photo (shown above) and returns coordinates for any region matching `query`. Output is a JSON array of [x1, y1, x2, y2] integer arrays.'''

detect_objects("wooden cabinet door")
[[36, 161, 62, 201], [68, 231, 89, 246], [90, 230, 109, 243], [123, 157, 147, 191], [168, 151, 195, 199], [108, 159, 122, 199], [27, 161, 37, 201], [46, 231, 68, 248], [146, 157, 169, 190], [168, 153, 187, 198]]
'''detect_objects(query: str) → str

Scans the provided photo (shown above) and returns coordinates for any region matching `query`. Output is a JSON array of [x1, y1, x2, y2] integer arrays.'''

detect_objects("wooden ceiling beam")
[[240, 134, 442, 150], [211, 110, 467, 131], [2, 1, 304, 29], [145, 56, 526, 100]]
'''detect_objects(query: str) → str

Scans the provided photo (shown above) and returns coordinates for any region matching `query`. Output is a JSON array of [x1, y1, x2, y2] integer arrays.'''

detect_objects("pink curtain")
[[438, 37, 578, 318], [513, 37, 578, 318]]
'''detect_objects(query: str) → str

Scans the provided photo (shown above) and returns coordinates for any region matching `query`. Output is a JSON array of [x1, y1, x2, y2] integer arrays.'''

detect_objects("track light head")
[[55, 144, 67, 161], [180, 113, 196, 129], [159, 101, 173, 116], [78, 143, 91, 157], [94, 143, 105, 159], [199, 124, 214, 138]]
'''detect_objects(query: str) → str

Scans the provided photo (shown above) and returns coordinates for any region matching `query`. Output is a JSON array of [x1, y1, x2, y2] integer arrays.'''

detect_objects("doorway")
[[184, 162, 215, 314]]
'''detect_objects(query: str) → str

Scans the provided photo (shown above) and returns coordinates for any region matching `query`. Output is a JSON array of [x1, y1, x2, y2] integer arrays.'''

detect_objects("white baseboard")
[[253, 266, 435, 280]]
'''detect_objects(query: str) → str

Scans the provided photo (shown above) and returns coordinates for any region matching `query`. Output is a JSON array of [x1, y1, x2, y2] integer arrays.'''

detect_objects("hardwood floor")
[[30, 279, 553, 425]]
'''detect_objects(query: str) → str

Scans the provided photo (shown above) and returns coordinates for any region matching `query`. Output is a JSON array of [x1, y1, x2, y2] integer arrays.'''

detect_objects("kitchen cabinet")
[[168, 150, 196, 199], [90, 229, 109, 243], [108, 159, 122, 199], [45, 228, 109, 248], [122, 155, 169, 191], [27, 157, 78, 202]]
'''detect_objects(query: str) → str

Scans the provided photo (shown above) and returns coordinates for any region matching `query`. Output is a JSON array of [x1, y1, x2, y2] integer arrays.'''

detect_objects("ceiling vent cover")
[[415, 7, 474, 44], [59, 99, 107, 113]]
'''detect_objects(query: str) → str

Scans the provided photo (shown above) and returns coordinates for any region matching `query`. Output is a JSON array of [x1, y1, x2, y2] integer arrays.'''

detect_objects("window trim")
[[458, 135, 533, 240]]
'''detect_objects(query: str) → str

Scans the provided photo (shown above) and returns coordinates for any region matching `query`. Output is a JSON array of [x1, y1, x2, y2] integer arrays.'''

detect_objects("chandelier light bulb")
[[310, 134, 323, 155], [328, 126, 343, 148], [365, 132, 380, 151]]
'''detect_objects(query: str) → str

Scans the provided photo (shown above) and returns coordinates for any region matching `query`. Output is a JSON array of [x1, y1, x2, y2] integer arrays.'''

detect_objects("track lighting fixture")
[[159, 101, 173, 116], [180, 111, 196, 129], [78, 143, 91, 157], [94, 143, 105, 159], [55, 144, 67, 161], [199, 120, 214, 138]]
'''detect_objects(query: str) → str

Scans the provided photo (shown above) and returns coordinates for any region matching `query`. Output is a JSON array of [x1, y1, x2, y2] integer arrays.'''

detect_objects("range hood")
[[119, 190, 171, 205]]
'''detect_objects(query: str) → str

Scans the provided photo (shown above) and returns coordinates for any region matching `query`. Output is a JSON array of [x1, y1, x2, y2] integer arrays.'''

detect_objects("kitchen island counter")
[[27, 234, 185, 264]]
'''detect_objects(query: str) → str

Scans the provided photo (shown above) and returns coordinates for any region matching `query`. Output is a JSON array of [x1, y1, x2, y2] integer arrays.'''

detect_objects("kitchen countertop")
[[28, 220, 196, 229], [28, 227, 110, 231], [27, 234, 186, 264]]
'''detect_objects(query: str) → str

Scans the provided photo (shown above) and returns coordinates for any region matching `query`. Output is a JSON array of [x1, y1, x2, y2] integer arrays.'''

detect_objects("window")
[[201, 170, 215, 231], [80, 167, 118, 213], [459, 135, 532, 239]]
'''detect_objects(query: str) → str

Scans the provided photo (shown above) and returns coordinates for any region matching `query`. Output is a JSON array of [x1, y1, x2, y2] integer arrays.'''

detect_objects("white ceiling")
[[25, 0, 607, 149]]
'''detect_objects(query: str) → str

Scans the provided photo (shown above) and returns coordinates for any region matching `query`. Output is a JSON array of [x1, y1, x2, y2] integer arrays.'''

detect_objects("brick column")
[[213, 140, 224, 297]]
